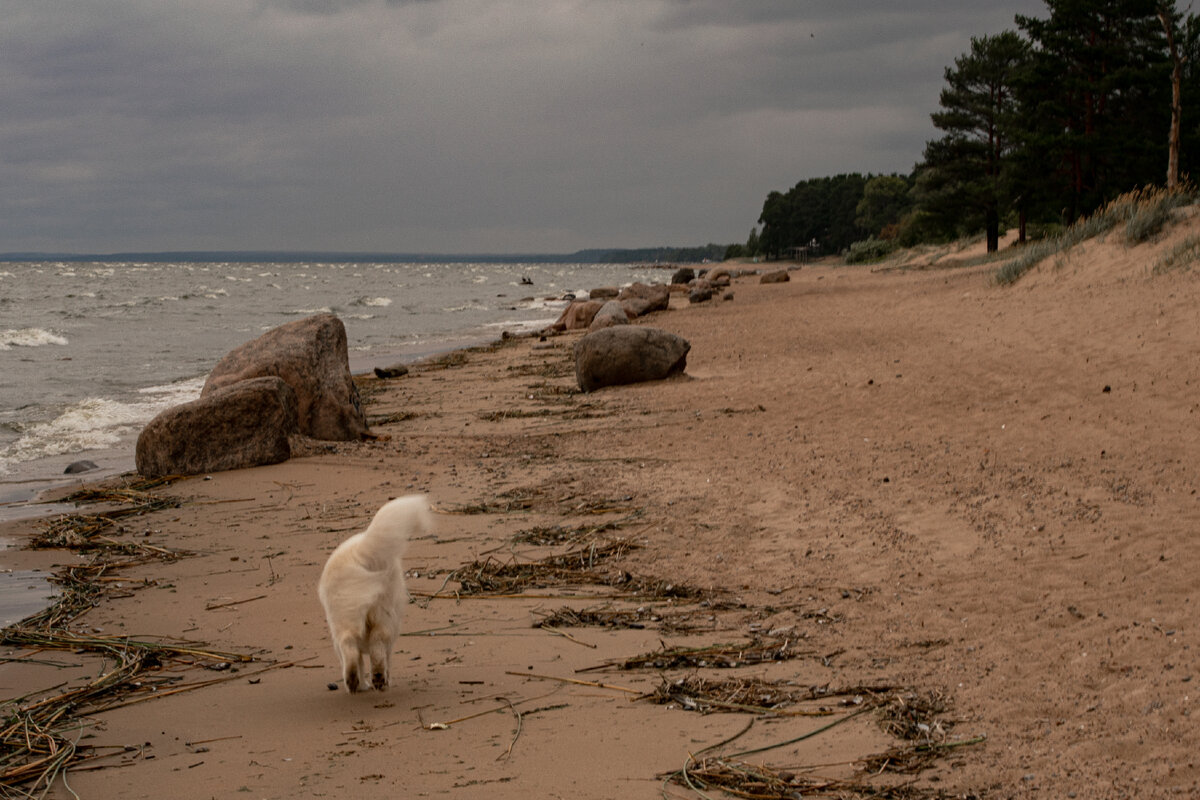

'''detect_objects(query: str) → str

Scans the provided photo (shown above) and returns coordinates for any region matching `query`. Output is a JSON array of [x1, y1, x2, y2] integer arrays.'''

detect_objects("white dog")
[[318, 495, 430, 693]]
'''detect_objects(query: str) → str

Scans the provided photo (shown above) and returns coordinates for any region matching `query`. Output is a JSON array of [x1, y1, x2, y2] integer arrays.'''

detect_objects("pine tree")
[[1016, 0, 1172, 220], [919, 31, 1030, 252]]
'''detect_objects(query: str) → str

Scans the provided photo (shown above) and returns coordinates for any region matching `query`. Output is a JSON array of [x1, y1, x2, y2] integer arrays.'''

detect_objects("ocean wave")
[[0, 328, 68, 351], [0, 378, 203, 476], [441, 301, 489, 313], [351, 296, 392, 308], [515, 296, 572, 311], [286, 307, 334, 316], [483, 316, 558, 333]]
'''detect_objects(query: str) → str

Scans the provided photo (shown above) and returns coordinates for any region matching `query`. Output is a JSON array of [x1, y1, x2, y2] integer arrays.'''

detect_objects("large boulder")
[[548, 300, 604, 332], [574, 326, 690, 392], [588, 300, 632, 331], [671, 267, 695, 285], [761, 269, 790, 284], [588, 286, 620, 300], [705, 267, 732, 286], [202, 314, 367, 441], [617, 282, 670, 315], [137, 377, 298, 478]]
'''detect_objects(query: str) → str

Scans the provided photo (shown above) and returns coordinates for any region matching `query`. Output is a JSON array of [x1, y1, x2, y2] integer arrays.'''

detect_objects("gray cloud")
[[0, 1, 1046, 253]]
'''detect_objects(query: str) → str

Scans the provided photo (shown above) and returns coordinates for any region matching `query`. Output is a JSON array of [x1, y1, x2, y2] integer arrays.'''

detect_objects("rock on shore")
[[136, 376, 298, 478], [573, 326, 690, 392], [202, 313, 368, 441]]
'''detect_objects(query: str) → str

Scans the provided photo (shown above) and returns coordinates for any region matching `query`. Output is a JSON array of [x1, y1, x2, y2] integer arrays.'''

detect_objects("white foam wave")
[[0, 378, 203, 475], [287, 307, 334, 315], [441, 302, 489, 313], [516, 296, 572, 312], [0, 328, 68, 351], [357, 297, 392, 308], [484, 316, 558, 333]]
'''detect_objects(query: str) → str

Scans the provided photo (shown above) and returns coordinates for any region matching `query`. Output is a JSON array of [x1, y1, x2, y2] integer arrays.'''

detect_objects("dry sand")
[[3, 214, 1200, 799]]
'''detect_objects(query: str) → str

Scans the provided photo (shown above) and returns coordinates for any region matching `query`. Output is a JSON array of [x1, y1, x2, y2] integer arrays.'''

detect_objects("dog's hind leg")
[[365, 619, 392, 691], [336, 634, 367, 693]]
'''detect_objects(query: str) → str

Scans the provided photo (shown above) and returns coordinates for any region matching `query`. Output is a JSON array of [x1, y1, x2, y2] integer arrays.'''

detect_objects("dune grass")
[[994, 185, 1195, 285], [1153, 232, 1200, 274]]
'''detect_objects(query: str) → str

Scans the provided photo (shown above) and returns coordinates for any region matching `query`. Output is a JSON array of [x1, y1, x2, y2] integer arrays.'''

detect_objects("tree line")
[[733, 1, 1199, 262]]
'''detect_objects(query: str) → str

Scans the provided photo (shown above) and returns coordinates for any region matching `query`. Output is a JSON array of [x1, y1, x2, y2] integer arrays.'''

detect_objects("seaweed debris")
[[0, 480, 242, 795], [0, 631, 253, 796], [33, 489, 184, 552], [641, 675, 901, 716], [532, 603, 720, 634], [580, 637, 811, 672], [670, 756, 960, 799], [450, 539, 640, 595], [511, 519, 629, 546]]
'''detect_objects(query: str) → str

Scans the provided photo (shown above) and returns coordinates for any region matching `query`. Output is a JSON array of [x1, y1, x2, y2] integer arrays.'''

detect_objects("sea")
[[0, 258, 665, 517]]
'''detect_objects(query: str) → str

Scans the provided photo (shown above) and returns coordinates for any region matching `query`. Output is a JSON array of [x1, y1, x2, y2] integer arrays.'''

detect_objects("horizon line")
[[0, 244, 729, 264]]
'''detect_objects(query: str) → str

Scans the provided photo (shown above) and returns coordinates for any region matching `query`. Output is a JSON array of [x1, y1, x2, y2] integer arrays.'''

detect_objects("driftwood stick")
[[204, 594, 268, 611], [504, 670, 639, 695]]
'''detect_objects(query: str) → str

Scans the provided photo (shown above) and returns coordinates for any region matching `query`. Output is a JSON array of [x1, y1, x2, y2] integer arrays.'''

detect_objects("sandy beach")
[[3, 216, 1200, 799]]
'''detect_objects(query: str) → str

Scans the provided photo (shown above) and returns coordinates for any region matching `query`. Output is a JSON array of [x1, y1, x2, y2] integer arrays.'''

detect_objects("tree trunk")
[[1159, 8, 1183, 190]]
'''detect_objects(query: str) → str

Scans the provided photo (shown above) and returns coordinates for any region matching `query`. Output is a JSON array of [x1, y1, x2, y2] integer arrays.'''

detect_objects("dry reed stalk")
[[449, 539, 640, 595], [579, 637, 812, 673], [641, 675, 902, 716], [0, 478, 252, 796]]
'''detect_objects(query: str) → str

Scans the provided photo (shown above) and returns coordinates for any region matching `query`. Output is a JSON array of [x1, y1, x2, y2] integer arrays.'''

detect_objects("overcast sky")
[[0, 1, 1048, 254]]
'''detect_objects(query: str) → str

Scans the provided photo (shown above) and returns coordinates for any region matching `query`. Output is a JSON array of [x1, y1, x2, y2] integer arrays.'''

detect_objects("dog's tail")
[[359, 494, 431, 563]]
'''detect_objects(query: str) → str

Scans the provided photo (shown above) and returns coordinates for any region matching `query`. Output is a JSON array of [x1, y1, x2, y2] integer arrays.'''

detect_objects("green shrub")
[[844, 236, 899, 264]]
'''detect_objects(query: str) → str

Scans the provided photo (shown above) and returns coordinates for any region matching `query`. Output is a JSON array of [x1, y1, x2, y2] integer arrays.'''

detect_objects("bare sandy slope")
[[3, 212, 1199, 799]]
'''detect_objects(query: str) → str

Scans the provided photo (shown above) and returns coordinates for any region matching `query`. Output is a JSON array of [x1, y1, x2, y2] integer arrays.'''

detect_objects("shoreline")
[[1, 242, 1198, 798], [0, 324, 551, 522]]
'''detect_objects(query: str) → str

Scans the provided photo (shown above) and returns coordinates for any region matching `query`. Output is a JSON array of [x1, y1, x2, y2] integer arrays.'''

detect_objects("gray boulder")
[[621, 297, 653, 318], [549, 300, 604, 332], [688, 279, 715, 303], [202, 314, 367, 441], [136, 377, 298, 478], [617, 282, 670, 315], [373, 363, 409, 379], [588, 300, 632, 331], [574, 326, 690, 392], [671, 267, 695, 285], [705, 267, 732, 286], [761, 269, 790, 284]]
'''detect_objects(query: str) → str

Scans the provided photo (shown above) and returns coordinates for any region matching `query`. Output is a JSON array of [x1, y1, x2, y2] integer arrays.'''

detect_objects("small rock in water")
[[64, 460, 99, 474]]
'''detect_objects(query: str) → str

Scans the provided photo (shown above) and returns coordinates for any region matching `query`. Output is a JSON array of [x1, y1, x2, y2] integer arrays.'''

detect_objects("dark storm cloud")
[[0, 1, 1047, 253]]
